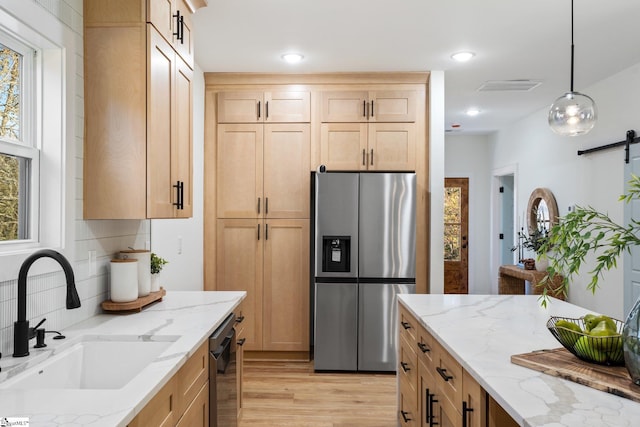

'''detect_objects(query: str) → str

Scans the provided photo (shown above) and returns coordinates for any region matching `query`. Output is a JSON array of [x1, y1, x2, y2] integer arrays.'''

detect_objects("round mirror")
[[526, 188, 558, 234]]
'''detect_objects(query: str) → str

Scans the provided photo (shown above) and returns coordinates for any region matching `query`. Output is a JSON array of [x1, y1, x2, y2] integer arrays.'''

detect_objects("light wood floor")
[[238, 360, 398, 427]]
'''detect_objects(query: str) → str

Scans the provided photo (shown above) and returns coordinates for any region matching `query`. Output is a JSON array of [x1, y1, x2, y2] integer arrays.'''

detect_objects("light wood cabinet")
[[399, 304, 518, 427], [216, 218, 309, 352], [218, 91, 311, 123], [321, 90, 417, 123], [235, 308, 246, 418], [217, 123, 310, 219], [128, 341, 209, 427], [147, 0, 195, 68], [84, 1, 193, 219]]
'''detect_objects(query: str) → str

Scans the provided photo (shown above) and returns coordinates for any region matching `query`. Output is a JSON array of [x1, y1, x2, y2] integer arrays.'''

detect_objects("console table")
[[498, 265, 565, 300]]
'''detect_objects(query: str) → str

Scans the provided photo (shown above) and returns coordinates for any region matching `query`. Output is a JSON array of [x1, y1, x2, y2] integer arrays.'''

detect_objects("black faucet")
[[13, 249, 81, 357]]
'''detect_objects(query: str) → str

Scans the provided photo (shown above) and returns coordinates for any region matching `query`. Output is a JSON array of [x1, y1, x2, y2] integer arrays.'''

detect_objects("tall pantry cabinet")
[[215, 91, 311, 353], [84, 0, 197, 219]]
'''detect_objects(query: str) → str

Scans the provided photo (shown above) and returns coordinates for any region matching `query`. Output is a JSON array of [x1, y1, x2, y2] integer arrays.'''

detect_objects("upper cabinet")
[[84, 0, 198, 219], [218, 91, 311, 123], [148, 0, 195, 68], [321, 90, 417, 123]]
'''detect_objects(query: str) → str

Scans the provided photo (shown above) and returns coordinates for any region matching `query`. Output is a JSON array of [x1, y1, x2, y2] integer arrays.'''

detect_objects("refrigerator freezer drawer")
[[358, 282, 416, 371], [314, 282, 358, 371]]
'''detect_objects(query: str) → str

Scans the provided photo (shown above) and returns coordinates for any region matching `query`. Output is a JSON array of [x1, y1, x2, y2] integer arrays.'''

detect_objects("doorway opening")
[[491, 165, 518, 294]]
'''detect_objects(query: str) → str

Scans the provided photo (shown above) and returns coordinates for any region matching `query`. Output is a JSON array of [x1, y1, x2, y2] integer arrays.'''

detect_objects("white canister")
[[110, 258, 139, 302], [120, 249, 151, 297]]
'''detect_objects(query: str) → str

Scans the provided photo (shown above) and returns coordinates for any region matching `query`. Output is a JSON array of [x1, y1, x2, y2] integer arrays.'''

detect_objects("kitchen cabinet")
[[218, 91, 311, 123], [84, 1, 193, 219], [216, 218, 309, 352], [148, 0, 195, 68], [128, 341, 208, 427], [217, 123, 310, 219], [399, 304, 516, 427], [320, 90, 417, 171], [235, 306, 246, 417]]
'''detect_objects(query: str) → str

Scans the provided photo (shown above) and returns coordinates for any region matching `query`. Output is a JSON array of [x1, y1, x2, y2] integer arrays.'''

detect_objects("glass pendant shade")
[[548, 91, 597, 136]]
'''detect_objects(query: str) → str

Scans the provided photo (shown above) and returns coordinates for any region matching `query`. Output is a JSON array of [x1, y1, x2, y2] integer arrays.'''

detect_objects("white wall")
[[429, 71, 446, 293], [150, 65, 205, 291], [445, 134, 492, 294], [489, 62, 640, 319]]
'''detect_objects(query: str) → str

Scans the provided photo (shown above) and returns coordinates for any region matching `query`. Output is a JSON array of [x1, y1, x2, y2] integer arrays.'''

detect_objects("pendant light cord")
[[570, 0, 574, 92]]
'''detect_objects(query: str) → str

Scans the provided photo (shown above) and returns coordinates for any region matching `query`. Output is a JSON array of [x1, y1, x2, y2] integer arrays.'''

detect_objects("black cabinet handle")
[[362, 149, 366, 166], [370, 148, 374, 165], [462, 401, 474, 427], [257, 101, 261, 119], [265, 197, 268, 215], [173, 11, 181, 40], [173, 181, 184, 209], [363, 100, 366, 117], [371, 100, 374, 117], [400, 410, 412, 423], [257, 224, 260, 241], [180, 181, 184, 209], [266, 101, 269, 119], [429, 394, 439, 426], [436, 366, 453, 382], [235, 315, 245, 324], [178, 15, 184, 44], [237, 338, 246, 346], [257, 197, 261, 214], [417, 342, 430, 353], [265, 223, 269, 240], [400, 361, 410, 373], [401, 321, 412, 330]]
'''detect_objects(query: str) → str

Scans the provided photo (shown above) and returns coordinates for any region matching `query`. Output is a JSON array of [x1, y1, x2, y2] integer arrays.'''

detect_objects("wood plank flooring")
[[238, 360, 398, 426]]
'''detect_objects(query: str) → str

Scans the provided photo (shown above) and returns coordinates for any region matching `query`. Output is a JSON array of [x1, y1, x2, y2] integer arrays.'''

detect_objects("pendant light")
[[548, 0, 597, 136]]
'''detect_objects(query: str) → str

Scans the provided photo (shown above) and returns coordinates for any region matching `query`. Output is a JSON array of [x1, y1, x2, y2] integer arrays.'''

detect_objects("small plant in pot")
[[538, 174, 640, 384], [511, 227, 549, 270], [150, 253, 168, 292]]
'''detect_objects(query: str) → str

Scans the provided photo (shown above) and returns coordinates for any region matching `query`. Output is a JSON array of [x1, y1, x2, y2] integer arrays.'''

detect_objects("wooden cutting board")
[[511, 348, 640, 403]]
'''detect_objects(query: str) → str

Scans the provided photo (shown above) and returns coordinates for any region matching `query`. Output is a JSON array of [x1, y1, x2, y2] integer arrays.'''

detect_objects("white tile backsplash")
[[0, 1, 151, 357]]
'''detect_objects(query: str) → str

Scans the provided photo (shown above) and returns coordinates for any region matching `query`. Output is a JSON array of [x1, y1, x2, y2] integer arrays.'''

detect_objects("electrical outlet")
[[568, 205, 576, 213]]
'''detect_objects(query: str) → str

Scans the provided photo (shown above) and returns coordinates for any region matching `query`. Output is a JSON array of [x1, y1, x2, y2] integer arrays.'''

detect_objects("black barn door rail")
[[577, 129, 640, 164]]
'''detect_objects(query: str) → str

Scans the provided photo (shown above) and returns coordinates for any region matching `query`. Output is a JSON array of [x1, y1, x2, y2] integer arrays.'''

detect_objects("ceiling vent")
[[477, 80, 542, 92]]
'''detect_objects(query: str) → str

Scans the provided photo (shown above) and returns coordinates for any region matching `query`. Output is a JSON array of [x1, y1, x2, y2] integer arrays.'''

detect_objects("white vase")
[[535, 256, 549, 272], [150, 273, 161, 292]]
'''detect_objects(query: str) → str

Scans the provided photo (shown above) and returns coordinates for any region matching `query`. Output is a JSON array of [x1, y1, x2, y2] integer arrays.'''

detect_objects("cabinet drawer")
[[434, 340, 463, 414], [176, 380, 209, 427], [176, 341, 208, 416], [399, 304, 417, 343], [127, 376, 176, 427], [399, 334, 418, 390], [416, 324, 435, 369]]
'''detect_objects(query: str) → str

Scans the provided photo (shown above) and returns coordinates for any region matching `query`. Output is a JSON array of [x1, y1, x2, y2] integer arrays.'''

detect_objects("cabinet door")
[[462, 370, 486, 427], [147, 26, 176, 218], [127, 376, 177, 427], [399, 375, 419, 427], [236, 321, 245, 418], [262, 219, 310, 351], [217, 124, 264, 218], [419, 358, 436, 427], [263, 124, 310, 218], [173, 55, 193, 217], [319, 123, 368, 171], [216, 219, 263, 350], [321, 90, 368, 122], [176, 382, 209, 427], [172, 0, 195, 68], [217, 91, 264, 123], [148, 0, 173, 45], [264, 91, 311, 123], [368, 123, 416, 171], [370, 90, 417, 122]]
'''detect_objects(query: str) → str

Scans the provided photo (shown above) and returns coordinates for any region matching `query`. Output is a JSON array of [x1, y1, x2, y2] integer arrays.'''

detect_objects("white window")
[[0, 31, 38, 244]]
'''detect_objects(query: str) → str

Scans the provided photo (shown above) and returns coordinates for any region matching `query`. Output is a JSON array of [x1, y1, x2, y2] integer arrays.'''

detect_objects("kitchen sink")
[[0, 335, 179, 390]]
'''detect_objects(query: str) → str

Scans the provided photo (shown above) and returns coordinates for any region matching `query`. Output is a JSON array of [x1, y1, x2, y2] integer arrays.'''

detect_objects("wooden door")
[[262, 219, 310, 351], [462, 370, 486, 427], [216, 124, 263, 218], [444, 178, 469, 294], [419, 358, 436, 427], [263, 124, 310, 218], [370, 90, 417, 122], [320, 90, 368, 122], [319, 123, 367, 170], [216, 219, 263, 350], [173, 54, 193, 217], [264, 91, 311, 123], [147, 26, 176, 218], [368, 123, 416, 171], [217, 91, 263, 123]]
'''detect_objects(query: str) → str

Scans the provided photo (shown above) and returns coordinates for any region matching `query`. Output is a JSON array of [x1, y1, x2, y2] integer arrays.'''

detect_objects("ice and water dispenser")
[[322, 236, 351, 273]]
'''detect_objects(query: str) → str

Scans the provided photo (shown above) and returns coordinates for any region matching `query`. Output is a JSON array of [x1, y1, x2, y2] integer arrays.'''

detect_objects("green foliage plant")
[[150, 252, 168, 274], [538, 174, 640, 306]]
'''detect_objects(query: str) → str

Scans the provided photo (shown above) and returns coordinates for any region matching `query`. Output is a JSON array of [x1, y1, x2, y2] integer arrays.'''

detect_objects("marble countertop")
[[398, 294, 640, 427], [0, 290, 245, 427]]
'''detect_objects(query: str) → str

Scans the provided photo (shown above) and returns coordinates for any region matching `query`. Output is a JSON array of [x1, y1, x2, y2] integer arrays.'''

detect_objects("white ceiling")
[[193, 0, 640, 134]]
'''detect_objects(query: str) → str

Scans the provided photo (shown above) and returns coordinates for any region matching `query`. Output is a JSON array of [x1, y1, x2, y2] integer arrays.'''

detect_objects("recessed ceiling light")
[[281, 53, 304, 64], [451, 51, 475, 62], [466, 108, 480, 117]]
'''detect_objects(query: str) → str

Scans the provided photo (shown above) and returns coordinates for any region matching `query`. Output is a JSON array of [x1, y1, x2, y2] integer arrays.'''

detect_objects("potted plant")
[[150, 252, 168, 292], [512, 227, 549, 270], [538, 174, 640, 384]]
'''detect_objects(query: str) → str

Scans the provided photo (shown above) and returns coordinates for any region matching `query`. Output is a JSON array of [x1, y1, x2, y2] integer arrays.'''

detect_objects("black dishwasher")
[[209, 313, 237, 427]]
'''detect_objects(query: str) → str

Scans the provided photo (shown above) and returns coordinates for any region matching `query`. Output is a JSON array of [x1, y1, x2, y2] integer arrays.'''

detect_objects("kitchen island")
[[398, 294, 640, 426], [0, 290, 245, 426]]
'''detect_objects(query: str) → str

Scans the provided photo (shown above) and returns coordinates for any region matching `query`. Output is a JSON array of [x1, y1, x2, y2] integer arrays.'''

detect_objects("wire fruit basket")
[[547, 316, 624, 366]]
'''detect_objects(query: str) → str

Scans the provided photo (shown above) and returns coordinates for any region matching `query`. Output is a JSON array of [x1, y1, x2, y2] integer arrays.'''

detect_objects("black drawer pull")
[[400, 361, 410, 373], [400, 410, 412, 423], [436, 366, 453, 382], [417, 342, 430, 353], [462, 401, 474, 427], [235, 315, 245, 324], [237, 338, 246, 346], [401, 321, 412, 330]]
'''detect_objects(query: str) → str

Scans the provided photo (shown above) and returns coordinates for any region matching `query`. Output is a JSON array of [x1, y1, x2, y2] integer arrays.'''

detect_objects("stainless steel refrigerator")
[[313, 172, 416, 371]]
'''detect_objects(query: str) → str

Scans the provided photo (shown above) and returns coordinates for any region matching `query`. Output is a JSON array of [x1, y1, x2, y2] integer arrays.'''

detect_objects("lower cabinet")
[[235, 304, 246, 418], [128, 341, 209, 427], [398, 304, 515, 427]]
